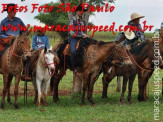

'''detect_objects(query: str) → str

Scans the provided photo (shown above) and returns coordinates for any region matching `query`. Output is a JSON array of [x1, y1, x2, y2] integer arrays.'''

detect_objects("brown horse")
[[51, 39, 97, 103], [138, 37, 163, 101], [101, 40, 155, 104], [0, 31, 31, 109], [81, 41, 132, 105]]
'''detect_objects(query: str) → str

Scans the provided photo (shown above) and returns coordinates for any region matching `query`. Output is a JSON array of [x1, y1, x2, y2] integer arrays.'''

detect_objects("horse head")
[[113, 43, 132, 66], [43, 46, 55, 74], [14, 30, 31, 60]]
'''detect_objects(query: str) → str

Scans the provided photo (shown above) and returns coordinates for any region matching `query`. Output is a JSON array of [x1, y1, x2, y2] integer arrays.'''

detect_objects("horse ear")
[[50, 46, 52, 51], [44, 46, 47, 53], [19, 31, 23, 36], [26, 30, 31, 36]]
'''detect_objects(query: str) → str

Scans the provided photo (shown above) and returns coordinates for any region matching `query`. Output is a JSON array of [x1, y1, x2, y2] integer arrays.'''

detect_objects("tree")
[[34, 0, 115, 40]]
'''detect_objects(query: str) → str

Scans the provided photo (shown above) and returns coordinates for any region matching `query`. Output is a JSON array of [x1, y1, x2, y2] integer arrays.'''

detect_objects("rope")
[[128, 51, 152, 72]]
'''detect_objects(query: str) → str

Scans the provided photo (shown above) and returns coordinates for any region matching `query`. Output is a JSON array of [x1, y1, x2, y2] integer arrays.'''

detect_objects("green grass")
[[0, 70, 162, 122], [0, 33, 162, 121]]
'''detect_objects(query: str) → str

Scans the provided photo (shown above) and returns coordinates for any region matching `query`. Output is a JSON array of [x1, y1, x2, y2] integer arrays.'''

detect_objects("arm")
[[32, 35, 38, 50], [69, 18, 76, 37], [19, 18, 28, 33], [115, 32, 125, 43], [0, 21, 8, 38]]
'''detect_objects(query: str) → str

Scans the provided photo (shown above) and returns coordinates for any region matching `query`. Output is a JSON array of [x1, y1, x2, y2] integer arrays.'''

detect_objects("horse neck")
[[38, 50, 46, 69], [96, 42, 116, 61], [133, 43, 151, 64], [12, 37, 22, 56]]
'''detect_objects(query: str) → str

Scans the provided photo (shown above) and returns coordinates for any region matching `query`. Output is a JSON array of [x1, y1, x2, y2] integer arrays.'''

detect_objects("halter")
[[10, 35, 31, 58], [43, 52, 56, 77], [112, 44, 130, 65]]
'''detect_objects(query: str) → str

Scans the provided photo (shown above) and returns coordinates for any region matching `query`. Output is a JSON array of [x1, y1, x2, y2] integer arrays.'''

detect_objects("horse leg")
[[44, 80, 50, 107], [127, 75, 136, 104], [53, 74, 62, 103], [138, 70, 146, 102], [1, 74, 9, 109], [81, 72, 89, 105], [14, 74, 21, 109], [87, 73, 97, 106], [7, 75, 13, 105], [36, 79, 42, 107], [116, 76, 122, 92], [32, 77, 38, 104], [120, 76, 128, 104], [101, 76, 109, 98]]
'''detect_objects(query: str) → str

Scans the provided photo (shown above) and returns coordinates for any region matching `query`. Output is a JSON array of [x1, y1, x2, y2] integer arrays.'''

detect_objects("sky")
[[0, 0, 162, 32]]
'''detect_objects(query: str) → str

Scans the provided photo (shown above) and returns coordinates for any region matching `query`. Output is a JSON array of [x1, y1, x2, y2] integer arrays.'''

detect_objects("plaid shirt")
[[69, 15, 86, 37]]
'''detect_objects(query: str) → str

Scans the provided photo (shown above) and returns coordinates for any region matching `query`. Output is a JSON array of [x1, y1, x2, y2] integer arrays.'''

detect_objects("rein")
[[112, 44, 130, 65], [127, 51, 153, 72], [43, 52, 56, 77]]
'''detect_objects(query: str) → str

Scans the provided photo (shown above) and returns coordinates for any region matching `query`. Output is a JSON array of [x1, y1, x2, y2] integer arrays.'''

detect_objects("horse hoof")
[[8, 102, 12, 105], [129, 101, 134, 104], [91, 104, 96, 107], [53, 98, 59, 103], [101, 96, 108, 99], [15, 106, 19, 110], [120, 100, 125, 105], [82, 104, 86, 107]]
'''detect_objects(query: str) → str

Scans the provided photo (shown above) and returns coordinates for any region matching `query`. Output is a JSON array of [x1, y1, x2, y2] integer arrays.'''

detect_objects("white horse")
[[32, 47, 55, 107]]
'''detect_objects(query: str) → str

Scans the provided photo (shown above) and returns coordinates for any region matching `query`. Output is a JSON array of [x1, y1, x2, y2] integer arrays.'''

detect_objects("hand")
[[83, 35, 88, 38], [8, 35, 14, 38]]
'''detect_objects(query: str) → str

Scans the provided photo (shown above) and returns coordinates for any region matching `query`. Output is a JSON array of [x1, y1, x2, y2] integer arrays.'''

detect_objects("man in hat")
[[22, 23, 50, 81], [0, 3, 26, 38], [32, 23, 50, 50], [68, 4, 88, 73], [115, 13, 145, 47]]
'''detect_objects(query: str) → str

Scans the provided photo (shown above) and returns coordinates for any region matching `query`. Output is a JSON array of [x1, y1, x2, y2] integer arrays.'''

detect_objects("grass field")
[[0, 32, 162, 122]]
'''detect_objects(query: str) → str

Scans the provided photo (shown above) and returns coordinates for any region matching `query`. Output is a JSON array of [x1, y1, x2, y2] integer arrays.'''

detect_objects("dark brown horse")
[[102, 40, 155, 104], [138, 37, 163, 101], [81, 41, 132, 105], [0, 31, 31, 109]]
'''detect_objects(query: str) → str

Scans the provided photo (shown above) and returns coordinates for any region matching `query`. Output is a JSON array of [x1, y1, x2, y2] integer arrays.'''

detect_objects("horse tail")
[[52, 41, 64, 53]]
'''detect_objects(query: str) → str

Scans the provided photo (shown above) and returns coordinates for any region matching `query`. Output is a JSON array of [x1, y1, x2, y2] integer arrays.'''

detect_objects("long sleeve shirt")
[[128, 21, 145, 42], [0, 16, 26, 38], [32, 34, 50, 50], [69, 15, 86, 37]]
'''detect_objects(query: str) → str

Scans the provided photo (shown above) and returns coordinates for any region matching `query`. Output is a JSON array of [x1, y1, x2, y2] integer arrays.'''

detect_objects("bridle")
[[112, 44, 130, 65], [43, 52, 56, 77], [10, 35, 31, 58]]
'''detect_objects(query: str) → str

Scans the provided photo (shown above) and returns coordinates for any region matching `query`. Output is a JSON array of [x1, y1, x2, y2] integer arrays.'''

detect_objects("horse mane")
[[97, 41, 113, 46], [52, 41, 64, 53]]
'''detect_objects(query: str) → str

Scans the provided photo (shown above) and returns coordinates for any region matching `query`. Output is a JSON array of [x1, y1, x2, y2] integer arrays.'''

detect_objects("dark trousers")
[[68, 37, 79, 69]]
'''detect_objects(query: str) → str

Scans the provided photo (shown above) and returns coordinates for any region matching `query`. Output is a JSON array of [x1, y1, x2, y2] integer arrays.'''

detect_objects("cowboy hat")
[[75, 4, 88, 12], [4, 3, 18, 11], [128, 13, 145, 23], [124, 28, 135, 40]]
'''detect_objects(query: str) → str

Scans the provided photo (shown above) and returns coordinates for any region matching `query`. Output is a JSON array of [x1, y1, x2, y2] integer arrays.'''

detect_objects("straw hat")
[[124, 28, 135, 40], [128, 13, 145, 23]]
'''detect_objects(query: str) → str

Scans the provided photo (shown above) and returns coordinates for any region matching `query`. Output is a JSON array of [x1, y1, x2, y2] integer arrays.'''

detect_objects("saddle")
[[0, 37, 12, 52], [63, 40, 80, 56]]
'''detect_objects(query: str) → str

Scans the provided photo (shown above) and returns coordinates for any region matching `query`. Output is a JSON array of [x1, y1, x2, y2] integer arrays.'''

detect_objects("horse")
[[101, 40, 156, 104], [51, 38, 97, 103], [32, 47, 56, 107], [0, 31, 31, 109], [137, 37, 163, 101], [81, 41, 132, 105]]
